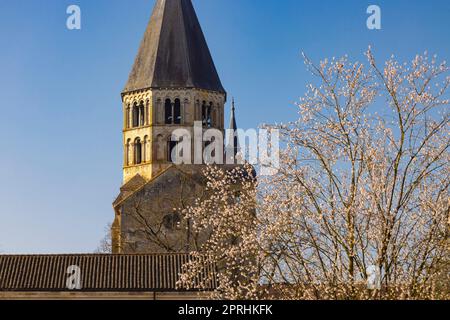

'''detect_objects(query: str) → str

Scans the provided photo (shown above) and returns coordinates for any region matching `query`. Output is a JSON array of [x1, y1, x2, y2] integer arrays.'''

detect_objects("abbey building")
[[0, 0, 238, 299]]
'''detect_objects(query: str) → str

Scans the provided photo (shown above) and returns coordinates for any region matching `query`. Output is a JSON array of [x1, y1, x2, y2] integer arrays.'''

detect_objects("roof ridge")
[[149, 0, 166, 89], [179, 0, 194, 88], [113, 165, 174, 207], [113, 165, 208, 208], [0, 253, 217, 292], [0, 253, 194, 257]]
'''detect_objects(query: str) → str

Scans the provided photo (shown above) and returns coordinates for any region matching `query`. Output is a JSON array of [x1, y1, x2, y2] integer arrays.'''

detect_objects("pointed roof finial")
[[227, 97, 239, 161], [229, 97, 237, 131]]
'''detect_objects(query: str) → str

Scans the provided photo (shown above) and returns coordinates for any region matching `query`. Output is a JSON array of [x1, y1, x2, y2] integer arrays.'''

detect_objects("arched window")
[[131, 102, 146, 127], [132, 103, 140, 127], [134, 138, 142, 165], [165, 99, 173, 124], [208, 102, 213, 127], [167, 140, 178, 163], [163, 212, 181, 231], [174, 99, 181, 124], [202, 101, 213, 128]]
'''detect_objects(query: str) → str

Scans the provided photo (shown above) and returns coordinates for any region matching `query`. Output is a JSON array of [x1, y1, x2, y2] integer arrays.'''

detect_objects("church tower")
[[121, 0, 226, 184], [112, 0, 236, 254]]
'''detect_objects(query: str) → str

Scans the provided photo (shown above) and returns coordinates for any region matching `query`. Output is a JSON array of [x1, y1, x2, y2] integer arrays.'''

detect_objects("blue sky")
[[0, 0, 449, 253]]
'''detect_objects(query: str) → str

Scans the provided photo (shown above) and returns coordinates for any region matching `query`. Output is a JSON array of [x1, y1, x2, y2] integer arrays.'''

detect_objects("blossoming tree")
[[180, 49, 449, 300]]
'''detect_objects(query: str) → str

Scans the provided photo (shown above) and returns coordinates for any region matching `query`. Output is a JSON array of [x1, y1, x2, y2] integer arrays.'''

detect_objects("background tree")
[[95, 223, 112, 253], [180, 49, 449, 300]]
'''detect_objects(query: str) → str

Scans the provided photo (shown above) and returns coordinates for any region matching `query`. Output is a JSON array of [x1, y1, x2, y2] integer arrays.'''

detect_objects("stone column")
[[146, 100, 150, 125], [156, 99, 162, 124]]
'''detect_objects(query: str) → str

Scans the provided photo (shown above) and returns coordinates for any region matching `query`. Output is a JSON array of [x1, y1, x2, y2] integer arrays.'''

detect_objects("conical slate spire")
[[123, 0, 225, 95]]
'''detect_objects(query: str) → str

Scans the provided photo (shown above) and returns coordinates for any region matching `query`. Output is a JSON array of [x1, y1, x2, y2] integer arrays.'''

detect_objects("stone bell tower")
[[112, 0, 237, 254], [121, 0, 226, 184]]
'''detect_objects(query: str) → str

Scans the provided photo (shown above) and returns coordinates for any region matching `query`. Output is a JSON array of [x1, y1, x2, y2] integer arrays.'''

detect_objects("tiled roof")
[[0, 254, 216, 292]]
